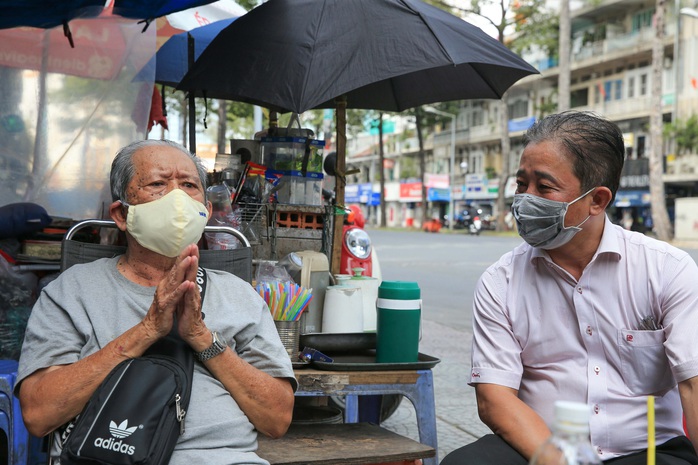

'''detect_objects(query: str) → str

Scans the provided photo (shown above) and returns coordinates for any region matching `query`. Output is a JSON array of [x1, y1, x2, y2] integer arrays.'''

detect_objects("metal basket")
[[236, 202, 268, 244]]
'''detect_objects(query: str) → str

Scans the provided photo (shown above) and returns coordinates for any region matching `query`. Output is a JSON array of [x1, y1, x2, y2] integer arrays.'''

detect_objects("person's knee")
[[440, 446, 466, 465], [439, 434, 527, 465]]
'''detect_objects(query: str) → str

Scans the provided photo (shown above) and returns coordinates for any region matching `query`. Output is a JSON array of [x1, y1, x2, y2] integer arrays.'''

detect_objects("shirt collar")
[[595, 214, 622, 260]]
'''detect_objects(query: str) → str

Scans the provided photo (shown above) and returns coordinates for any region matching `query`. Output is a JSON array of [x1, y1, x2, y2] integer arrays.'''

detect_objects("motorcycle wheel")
[[328, 394, 403, 422]]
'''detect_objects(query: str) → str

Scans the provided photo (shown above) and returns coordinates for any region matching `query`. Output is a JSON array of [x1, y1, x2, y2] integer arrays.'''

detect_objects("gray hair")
[[523, 111, 625, 204], [110, 140, 208, 202]]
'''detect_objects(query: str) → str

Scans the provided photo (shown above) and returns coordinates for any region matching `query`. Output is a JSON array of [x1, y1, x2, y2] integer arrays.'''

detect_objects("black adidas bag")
[[59, 334, 194, 465], [59, 269, 206, 465]]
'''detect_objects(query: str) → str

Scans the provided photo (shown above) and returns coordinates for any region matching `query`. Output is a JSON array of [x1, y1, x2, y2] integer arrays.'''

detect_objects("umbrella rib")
[[403, 1, 457, 65], [298, 0, 330, 111], [470, 63, 507, 99]]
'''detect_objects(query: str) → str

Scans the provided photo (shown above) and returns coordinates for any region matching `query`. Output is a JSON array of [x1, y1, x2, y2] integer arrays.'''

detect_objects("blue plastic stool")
[[0, 359, 48, 465]]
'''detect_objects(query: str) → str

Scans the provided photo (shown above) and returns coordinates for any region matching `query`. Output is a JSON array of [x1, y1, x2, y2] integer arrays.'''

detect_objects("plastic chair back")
[[61, 220, 253, 283]]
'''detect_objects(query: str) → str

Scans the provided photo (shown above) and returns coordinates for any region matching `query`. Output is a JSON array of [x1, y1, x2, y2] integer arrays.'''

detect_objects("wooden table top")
[[294, 368, 422, 391], [257, 422, 435, 465]]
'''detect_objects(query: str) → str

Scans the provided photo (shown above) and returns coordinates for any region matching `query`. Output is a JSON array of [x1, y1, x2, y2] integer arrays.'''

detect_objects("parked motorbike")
[[321, 153, 380, 279], [448, 207, 482, 235]]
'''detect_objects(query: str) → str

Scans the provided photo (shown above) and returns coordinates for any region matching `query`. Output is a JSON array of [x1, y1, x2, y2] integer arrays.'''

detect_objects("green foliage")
[[236, 0, 258, 11], [665, 114, 698, 155], [509, 0, 559, 58], [533, 90, 558, 119], [222, 100, 254, 139], [53, 75, 138, 135], [399, 156, 419, 180], [433, 0, 557, 59]]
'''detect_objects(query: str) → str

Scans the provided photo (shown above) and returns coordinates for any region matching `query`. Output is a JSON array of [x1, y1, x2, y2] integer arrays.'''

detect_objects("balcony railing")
[[569, 22, 671, 64]]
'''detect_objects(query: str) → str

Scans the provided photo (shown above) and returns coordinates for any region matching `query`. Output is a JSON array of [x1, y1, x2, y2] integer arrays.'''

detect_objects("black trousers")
[[440, 434, 698, 465]]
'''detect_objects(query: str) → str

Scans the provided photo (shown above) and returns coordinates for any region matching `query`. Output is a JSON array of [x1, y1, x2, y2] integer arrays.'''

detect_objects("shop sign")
[[464, 174, 499, 199], [399, 182, 423, 202], [358, 183, 374, 203], [428, 187, 450, 202], [345, 184, 361, 203], [369, 120, 395, 135], [452, 185, 466, 200], [614, 190, 650, 207], [385, 182, 400, 202], [619, 158, 649, 189], [425, 173, 449, 188], [345, 183, 379, 205]]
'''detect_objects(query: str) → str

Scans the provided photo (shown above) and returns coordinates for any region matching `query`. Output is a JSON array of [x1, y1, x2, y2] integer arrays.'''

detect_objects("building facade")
[[343, 0, 698, 232]]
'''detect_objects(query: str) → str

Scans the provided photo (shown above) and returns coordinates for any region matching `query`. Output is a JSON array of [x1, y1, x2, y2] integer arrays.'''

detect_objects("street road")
[[370, 229, 698, 462], [370, 230, 522, 331]]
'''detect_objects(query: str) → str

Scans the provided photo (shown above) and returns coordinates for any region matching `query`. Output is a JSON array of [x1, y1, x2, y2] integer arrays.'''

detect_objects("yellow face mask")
[[121, 189, 209, 257]]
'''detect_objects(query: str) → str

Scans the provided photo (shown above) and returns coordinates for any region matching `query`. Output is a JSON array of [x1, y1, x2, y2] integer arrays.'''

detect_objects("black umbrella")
[[176, 0, 538, 275], [177, 0, 538, 113]]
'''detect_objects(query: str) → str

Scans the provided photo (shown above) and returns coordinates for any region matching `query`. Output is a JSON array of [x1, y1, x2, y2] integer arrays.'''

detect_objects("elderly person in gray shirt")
[[16, 139, 296, 465]]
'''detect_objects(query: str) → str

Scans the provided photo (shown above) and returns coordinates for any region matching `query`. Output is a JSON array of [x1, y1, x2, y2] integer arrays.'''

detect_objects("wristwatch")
[[195, 331, 227, 362]]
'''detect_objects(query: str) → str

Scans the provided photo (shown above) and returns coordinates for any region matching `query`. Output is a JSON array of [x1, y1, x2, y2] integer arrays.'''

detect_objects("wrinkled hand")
[[175, 246, 209, 345], [143, 245, 203, 340]]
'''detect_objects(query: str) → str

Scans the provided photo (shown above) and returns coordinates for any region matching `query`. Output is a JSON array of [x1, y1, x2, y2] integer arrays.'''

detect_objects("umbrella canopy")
[[112, 0, 218, 19], [136, 17, 237, 87], [0, 0, 218, 30], [177, 0, 539, 113]]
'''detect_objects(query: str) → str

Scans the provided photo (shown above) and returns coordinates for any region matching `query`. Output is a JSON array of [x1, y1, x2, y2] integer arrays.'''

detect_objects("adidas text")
[[93, 437, 136, 455]]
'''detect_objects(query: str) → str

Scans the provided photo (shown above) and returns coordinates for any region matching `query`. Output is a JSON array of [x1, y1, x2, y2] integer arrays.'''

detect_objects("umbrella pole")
[[330, 97, 347, 276], [187, 33, 196, 153]]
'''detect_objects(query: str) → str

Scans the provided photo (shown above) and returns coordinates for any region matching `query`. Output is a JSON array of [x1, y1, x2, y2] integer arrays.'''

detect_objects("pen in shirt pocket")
[[639, 315, 662, 330]]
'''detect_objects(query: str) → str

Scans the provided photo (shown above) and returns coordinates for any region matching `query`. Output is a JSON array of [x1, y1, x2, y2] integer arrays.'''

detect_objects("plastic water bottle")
[[205, 183, 241, 250], [529, 401, 602, 465]]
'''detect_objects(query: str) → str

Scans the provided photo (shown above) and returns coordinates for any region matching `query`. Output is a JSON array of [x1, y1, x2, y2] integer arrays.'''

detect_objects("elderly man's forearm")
[[18, 323, 158, 436], [204, 350, 295, 438]]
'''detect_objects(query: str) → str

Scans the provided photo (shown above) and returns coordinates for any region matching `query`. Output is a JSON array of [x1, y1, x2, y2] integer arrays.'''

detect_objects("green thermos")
[[376, 281, 421, 363]]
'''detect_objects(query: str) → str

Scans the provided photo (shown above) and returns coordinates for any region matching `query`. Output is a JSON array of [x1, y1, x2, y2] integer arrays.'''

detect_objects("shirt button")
[[594, 366, 601, 374], [586, 326, 593, 336], [577, 287, 583, 293], [594, 404, 600, 414], [597, 446, 603, 455]]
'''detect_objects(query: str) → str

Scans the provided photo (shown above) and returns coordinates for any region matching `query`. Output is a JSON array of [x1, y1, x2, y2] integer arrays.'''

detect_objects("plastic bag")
[[0, 254, 38, 359], [205, 184, 242, 250], [255, 260, 293, 284]]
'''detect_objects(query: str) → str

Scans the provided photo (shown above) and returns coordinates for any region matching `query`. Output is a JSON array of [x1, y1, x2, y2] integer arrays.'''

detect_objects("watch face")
[[213, 332, 225, 349]]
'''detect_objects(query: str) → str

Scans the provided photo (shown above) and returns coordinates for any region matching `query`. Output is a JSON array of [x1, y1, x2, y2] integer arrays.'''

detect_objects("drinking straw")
[[256, 281, 313, 321], [648, 396, 655, 465]]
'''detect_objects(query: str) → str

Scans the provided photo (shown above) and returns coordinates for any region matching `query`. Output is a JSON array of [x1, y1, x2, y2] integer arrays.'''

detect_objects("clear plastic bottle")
[[205, 183, 241, 250], [529, 401, 602, 465]]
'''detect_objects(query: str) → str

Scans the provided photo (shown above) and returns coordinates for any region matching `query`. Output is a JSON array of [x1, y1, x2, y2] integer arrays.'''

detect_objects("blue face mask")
[[511, 188, 594, 250]]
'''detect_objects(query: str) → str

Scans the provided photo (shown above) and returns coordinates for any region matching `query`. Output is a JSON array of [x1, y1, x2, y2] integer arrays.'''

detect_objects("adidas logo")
[[92, 419, 137, 456], [109, 420, 137, 438]]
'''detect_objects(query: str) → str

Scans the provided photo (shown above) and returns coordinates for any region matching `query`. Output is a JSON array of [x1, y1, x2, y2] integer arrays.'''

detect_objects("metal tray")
[[299, 332, 376, 353], [311, 350, 440, 371], [292, 360, 310, 369]]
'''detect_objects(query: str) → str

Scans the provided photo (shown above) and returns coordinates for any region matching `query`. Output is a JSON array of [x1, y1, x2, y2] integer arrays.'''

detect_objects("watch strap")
[[195, 331, 226, 362]]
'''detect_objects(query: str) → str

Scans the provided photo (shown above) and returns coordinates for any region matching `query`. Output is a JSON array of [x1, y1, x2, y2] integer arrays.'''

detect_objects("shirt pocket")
[[617, 329, 676, 396]]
